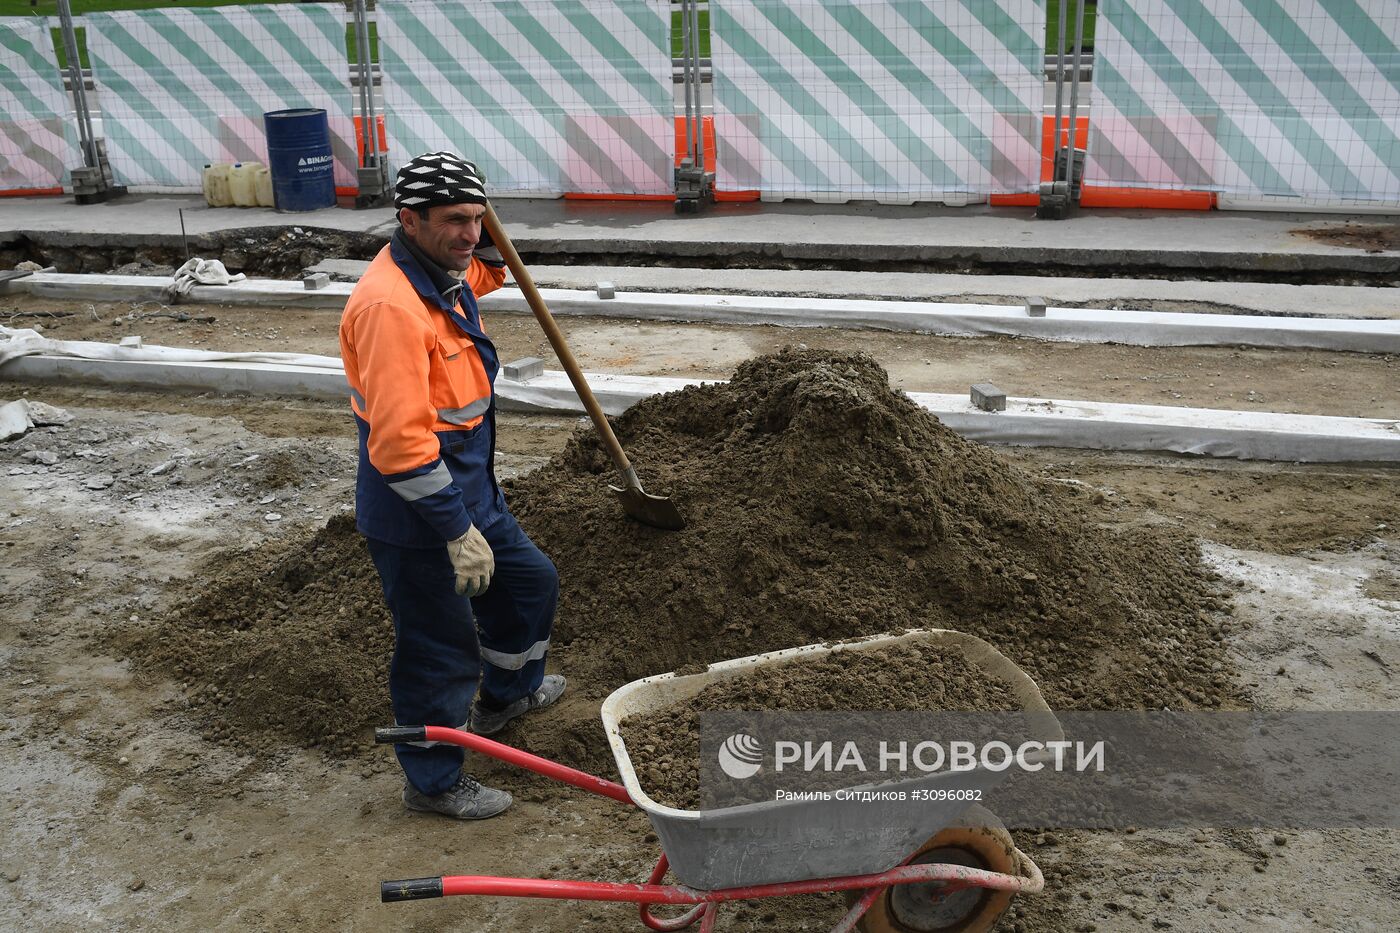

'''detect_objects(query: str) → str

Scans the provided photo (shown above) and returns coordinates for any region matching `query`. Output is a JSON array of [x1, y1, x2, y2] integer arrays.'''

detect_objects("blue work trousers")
[[367, 510, 558, 796]]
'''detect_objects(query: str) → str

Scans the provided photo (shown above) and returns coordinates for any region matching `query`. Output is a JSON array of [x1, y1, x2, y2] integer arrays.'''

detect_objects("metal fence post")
[[1063, 0, 1088, 201], [353, 0, 389, 208], [673, 0, 712, 214], [1049, 0, 1067, 181], [57, 0, 121, 203], [1037, 0, 1086, 219]]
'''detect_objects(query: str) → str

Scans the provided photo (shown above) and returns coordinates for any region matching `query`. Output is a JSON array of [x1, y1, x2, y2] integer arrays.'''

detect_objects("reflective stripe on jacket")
[[339, 238, 507, 547]]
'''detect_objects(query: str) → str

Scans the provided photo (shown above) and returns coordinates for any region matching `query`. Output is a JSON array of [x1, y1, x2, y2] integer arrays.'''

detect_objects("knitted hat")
[[394, 151, 487, 209]]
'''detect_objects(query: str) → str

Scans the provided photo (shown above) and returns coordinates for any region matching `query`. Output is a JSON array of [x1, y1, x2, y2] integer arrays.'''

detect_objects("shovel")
[[482, 204, 685, 532]]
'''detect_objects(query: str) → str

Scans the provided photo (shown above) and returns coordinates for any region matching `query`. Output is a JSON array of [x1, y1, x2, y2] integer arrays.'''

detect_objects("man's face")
[[399, 203, 485, 273]]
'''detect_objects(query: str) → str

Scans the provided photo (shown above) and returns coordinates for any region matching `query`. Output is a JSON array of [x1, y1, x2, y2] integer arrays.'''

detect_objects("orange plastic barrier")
[[0, 186, 63, 198], [336, 115, 392, 197], [6, 113, 1210, 209], [565, 113, 1213, 208], [990, 115, 1214, 210], [354, 114, 389, 165], [1080, 186, 1214, 210]]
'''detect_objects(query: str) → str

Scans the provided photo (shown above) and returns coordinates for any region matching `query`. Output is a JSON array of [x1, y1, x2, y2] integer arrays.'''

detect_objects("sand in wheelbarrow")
[[112, 348, 1237, 768], [620, 640, 1021, 810]]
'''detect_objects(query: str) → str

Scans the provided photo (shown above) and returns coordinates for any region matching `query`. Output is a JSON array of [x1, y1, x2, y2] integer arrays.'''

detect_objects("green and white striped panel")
[[84, 5, 355, 192], [0, 18, 80, 191], [379, 0, 674, 197], [1088, 0, 1400, 204], [710, 0, 1045, 202]]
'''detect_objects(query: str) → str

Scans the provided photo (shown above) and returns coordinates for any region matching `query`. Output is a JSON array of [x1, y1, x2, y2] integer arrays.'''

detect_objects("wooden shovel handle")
[[482, 203, 636, 484]]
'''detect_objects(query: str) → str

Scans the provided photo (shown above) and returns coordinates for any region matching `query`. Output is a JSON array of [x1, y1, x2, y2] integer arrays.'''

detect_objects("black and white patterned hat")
[[394, 151, 487, 209]]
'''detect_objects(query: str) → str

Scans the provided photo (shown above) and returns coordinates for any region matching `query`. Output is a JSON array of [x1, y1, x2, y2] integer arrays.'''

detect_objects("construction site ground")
[[3, 281, 1399, 932]]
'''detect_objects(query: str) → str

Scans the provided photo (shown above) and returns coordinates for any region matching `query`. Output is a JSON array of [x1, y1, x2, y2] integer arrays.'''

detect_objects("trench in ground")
[[4, 228, 1399, 286]]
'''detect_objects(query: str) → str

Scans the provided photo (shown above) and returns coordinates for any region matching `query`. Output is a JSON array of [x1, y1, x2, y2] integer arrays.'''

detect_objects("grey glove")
[[447, 524, 495, 597], [474, 218, 502, 265]]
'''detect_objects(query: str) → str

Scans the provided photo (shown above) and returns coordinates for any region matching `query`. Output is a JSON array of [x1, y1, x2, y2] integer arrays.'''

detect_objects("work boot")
[[470, 674, 568, 737], [402, 773, 513, 820]]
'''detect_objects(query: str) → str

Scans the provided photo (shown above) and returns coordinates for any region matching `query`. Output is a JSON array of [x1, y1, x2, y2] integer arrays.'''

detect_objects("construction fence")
[[379, 0, 676, 197], [82, 4, 358, 192], [1086, 0, 1400, 210], [3, 0, 1398, 210], [0, 17, 82, 194]]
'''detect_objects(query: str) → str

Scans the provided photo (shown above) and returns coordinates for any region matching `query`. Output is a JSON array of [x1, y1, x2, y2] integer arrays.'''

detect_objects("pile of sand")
[[119, 350, 1237, 764], [116, 515, 395, 756], [513, 351, 1233, 700], [620, 640, 1019, 808]]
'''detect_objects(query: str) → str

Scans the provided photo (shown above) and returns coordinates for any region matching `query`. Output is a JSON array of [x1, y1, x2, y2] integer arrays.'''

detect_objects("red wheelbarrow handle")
[[380, 859, 1043, 903], [376, 726, 1046, 932], [375, 725, 635, 805]]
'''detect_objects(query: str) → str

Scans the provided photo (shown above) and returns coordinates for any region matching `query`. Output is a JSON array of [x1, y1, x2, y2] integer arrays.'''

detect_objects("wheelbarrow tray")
[[600, 628, 1063, 890]]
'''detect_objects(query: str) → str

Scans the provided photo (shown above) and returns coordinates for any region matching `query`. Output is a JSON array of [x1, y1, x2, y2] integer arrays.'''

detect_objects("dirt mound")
[[115, 514, 394, 756], [121, 349, 1237, 766], [245, 449, 304, 491], [516, 350, 1231, 696]]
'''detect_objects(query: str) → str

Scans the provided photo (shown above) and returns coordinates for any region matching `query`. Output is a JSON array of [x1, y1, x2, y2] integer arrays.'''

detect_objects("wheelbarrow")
[[377, 629, 1062, 932]]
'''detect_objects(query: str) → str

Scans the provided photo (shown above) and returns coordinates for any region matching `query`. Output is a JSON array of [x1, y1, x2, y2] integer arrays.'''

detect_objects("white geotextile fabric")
[[0, 327, 341, 369], [479, 290, 1400, 353], [8, 273, 1399, 352], [166, 258, 246, 298], [499, 371, 1400, 463], [3, 331, 1396, 463]]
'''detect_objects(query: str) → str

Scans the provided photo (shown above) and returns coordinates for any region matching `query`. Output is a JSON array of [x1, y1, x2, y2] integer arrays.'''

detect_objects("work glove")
[[447, 524, 495, 597]]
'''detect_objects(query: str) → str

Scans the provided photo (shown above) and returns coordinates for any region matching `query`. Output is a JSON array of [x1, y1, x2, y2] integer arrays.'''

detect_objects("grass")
[[0, 1, 282, 12], [1, 2, 376, 70], [1048, 0, 1097, 53], [671, 8, 711, 59]]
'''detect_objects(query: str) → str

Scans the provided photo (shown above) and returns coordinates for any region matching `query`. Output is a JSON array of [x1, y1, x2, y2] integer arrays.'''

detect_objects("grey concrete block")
[[119, 335, 143, 349], [303, 272, 330, 290], [503, 357, 545, 382], [1026, 296, 1047, 317], [971, 383, 1007, 412], [356, 166, 386, 192], [596, 280, 616, 300]]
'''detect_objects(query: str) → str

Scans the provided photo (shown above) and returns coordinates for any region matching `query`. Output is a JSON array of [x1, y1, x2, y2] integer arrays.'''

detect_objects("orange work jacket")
[[339, 235, 507, 547]]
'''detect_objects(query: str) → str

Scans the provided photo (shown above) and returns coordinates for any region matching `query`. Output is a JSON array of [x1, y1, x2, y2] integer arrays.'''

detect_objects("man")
[[339, 151, 565, 820]]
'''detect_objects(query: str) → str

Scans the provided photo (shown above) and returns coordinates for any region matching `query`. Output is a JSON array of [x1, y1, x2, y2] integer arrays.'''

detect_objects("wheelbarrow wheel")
[[847, 804, 1018, 933]]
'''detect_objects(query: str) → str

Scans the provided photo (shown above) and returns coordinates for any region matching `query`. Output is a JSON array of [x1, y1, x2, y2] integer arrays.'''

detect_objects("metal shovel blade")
[[610, 483, 685, 531]]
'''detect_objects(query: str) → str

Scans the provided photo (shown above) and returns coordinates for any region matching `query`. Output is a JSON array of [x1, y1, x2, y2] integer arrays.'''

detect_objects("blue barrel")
[[263, 108, 336, 212]]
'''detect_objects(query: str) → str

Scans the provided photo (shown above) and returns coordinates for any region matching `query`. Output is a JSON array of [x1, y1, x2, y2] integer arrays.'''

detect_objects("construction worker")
[[339, 151, 565, 820]]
